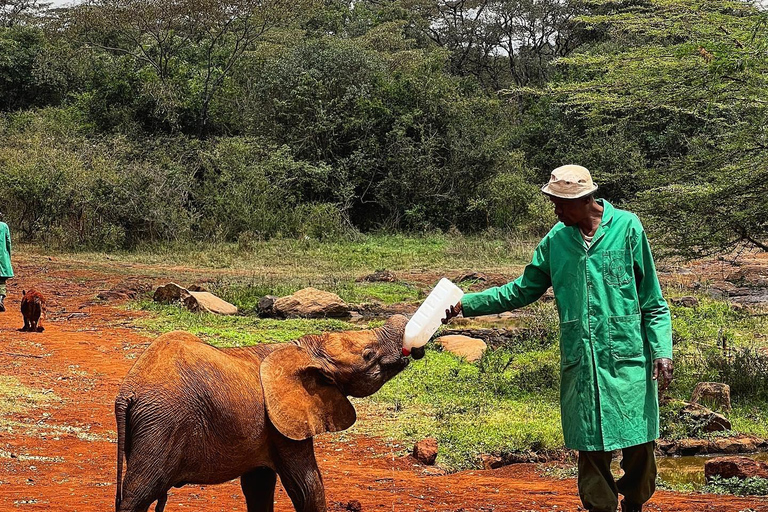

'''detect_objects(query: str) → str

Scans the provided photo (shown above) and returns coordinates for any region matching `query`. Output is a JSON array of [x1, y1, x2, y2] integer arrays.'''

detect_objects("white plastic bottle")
[[402, 278, 464, 355]]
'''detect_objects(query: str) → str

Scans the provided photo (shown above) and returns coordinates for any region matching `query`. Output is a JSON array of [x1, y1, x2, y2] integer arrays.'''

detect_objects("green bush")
[[704, 476, 768, 496]]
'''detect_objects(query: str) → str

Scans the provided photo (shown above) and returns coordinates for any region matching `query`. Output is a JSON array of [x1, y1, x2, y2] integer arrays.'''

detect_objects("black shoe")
[[0, 295, 5, 312]]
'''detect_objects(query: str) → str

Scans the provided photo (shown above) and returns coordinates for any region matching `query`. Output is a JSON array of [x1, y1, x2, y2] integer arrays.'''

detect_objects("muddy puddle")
[[611, 453, 768, 489]]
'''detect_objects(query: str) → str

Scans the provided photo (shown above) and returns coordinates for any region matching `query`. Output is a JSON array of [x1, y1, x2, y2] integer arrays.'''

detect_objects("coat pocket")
[[603, 249, 632, 286], [608, 314, 643, 360], [559, 319, 582, 366]]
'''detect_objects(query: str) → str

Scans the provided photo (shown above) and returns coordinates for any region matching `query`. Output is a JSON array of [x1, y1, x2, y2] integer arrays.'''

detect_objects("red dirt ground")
[[1, 254, 767, 512]]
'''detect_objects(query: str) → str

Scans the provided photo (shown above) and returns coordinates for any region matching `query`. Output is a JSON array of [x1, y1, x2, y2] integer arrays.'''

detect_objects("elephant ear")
[[260, 344, 356, 441]]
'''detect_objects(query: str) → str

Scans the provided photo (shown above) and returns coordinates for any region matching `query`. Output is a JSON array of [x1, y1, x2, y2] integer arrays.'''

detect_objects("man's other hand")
[[442, 302, 463, 324], [652, 358, 673, 391]]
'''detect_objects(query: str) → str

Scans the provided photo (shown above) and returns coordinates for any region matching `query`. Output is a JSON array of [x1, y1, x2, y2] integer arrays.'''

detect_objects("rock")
[[356, 270, 397, 283], [454, 271, 487, 283], [153, 283, 189, 303], [691, 382, 732, 412], [656, 439, 676, 455], [671, 296, 699, 308], [481, 454, 504, 470], [679, 402, 732, 433], [676, 438, 711, 456], [97, 290, 134, 301], [731, 302, 749, 313], [257, 295, 278, 317], [714, 438, 748, 454], [421, 466, 448, 476], [705, 456, 768, 481], [98, 279, 152, 302], [273, 288, 350, 318], [413, 438, 438, 465], [187, 284, 209, 292], [435, 335, 487, 362], [183, 291, 238, 315], [344, 499, 362, 512]]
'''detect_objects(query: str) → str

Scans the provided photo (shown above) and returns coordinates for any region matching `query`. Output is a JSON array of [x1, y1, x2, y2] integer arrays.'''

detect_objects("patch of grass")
[[0, 376, 57, 421], [21, 234, 535, 275], [131, 301, 360, 347], [353, 347, 564, 471], [729, 400, 768, 439], [704, 475, 768, 496], [539, 463, 578, 480]]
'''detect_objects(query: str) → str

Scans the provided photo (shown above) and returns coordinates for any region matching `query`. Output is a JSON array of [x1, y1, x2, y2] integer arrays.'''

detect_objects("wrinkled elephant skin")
[[114, 315, 409, 512]]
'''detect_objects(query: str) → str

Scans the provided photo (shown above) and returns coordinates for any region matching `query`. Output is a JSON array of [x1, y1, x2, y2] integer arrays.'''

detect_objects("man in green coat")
[[0, 214, 13, 312], [443, 165, 673, 512]]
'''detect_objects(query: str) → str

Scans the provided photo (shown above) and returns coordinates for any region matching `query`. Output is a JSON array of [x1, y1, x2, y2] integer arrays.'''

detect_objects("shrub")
[[704, 476, 768, 496]]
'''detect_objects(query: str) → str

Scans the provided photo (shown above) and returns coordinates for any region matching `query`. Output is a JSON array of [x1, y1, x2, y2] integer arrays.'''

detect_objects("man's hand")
[[652, 358, 673, 391], [442, 301, 463, 324]]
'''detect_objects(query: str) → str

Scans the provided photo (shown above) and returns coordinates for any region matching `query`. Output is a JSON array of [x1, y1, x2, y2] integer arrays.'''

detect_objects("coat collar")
[[571, 199, 614, 251]]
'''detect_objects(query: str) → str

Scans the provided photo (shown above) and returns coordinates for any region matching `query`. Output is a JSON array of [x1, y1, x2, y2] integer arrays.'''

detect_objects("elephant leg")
[[118, 461, 171, 512], [241, 467, 277, 512], [155, 492, 168, 512], [274, 439, 326, 512]]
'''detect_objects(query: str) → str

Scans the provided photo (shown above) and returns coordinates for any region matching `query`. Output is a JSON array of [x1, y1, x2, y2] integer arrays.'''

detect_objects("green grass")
[[132, 301, 361, 347], [352, 347, 564, 471], [19, 233, 534, 275], [0, 376, 57, 430]]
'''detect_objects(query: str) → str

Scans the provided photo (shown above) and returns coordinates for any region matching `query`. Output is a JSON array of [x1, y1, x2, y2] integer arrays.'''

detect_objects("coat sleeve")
[[462, 238, 552, 317], [5, 225, 11, 256], [631, 225, 673, 360]]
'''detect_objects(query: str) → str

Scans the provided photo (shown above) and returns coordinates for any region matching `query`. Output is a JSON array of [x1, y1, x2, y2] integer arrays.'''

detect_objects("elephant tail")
[[115, 393, 133, 511]]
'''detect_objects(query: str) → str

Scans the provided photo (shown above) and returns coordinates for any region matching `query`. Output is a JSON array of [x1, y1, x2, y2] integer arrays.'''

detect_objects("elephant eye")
[[362, 348, 375, 361]]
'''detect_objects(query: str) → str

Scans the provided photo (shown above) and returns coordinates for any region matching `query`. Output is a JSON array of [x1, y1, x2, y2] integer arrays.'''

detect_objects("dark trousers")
[[577, 441, 656, 512]]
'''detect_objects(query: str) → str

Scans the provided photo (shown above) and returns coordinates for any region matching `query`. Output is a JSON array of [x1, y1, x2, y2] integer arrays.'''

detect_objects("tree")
[[70, 0, 316, 135], [400, 0, 582, 88], [547, 0, 768, 256], [1, 0, 48, 27]]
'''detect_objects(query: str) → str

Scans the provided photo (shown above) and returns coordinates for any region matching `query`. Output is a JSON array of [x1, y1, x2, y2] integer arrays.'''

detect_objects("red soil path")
[[1, 254, 767, 512]]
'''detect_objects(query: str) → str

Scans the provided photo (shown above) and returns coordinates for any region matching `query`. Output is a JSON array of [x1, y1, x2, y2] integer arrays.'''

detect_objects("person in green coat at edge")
[[443, 165, 674, 512], [0, 212, 13, 312]]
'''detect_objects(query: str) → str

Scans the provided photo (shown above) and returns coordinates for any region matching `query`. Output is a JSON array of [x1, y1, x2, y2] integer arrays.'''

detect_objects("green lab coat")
[[462, 200, 672, 451], [0, 222, 12, 278]]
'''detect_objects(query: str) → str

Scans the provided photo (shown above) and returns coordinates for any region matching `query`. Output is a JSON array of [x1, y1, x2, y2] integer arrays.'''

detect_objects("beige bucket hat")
[[541, 164, 598, 199]]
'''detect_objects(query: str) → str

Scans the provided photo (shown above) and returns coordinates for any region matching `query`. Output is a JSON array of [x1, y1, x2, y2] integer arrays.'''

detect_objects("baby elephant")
[[115, 314, 415, 512], [20, 289, 46, 332]]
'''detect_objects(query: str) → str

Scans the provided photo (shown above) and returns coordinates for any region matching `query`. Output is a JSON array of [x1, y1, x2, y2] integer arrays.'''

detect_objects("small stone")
[[691, 382, 731, 412], [183, 292, 238, 315], [435, 335, 487, 362], [454, 271, 488, 283], [679, 402, 731, 433], [153, 283, 189, 303], [676, 438, 710, 456], [481, 454, 504, 470], [413, 438, 438, 465], [345, 499, 362, 512], [671, 296, 699, 308], [356, 270, 397, 283], [257, 295, 278, 317], [273, 288, 349, 318]]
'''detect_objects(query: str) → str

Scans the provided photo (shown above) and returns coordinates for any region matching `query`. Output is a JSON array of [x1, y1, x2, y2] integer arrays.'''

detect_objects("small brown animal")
[[20, 289, 46, 332]]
